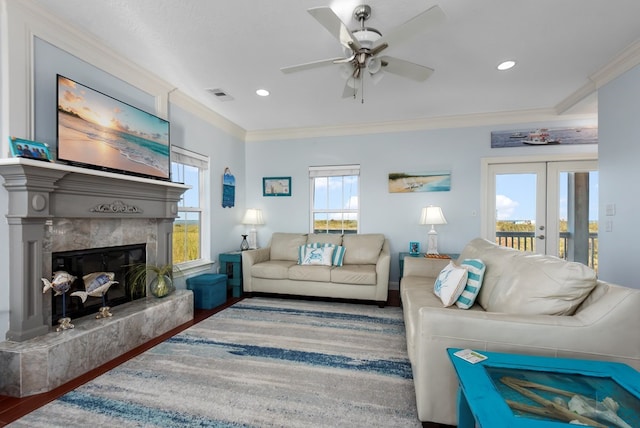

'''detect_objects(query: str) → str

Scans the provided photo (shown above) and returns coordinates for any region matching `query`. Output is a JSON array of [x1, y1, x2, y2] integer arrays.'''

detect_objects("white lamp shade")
[[420, 206, 447, 225], [242, 208, 264, 226]]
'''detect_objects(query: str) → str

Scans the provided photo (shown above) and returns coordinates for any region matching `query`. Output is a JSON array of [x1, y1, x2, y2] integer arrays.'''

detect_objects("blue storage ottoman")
[[186, 273, 227, 309]]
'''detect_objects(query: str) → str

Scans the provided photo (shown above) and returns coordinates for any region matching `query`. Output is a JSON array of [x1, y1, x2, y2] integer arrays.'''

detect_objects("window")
[[171, 146, 208, 265], [309, 165, 360, 234]]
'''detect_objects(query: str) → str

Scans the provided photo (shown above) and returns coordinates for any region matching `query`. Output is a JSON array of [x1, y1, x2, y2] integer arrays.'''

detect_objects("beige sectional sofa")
[[401, 237, 640, 426], [242, 232, 390, 305]]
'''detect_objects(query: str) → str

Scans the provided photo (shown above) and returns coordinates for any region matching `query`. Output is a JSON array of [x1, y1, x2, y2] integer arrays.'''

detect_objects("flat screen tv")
[[57, 74, 170, 181]]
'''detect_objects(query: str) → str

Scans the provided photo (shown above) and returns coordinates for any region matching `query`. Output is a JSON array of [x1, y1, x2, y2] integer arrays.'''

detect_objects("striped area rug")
[[10, 298, 420, 427]]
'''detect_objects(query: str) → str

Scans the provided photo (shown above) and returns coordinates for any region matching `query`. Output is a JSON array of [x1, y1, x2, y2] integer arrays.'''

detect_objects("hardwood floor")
[[0, 290, 440, 427]]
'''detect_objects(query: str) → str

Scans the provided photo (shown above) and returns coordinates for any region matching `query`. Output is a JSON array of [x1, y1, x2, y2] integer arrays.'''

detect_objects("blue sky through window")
[[496, 172, 598, 221]]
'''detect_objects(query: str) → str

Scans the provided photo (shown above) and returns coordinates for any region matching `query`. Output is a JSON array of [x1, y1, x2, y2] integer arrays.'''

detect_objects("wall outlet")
[[606, 204, 616, 216]]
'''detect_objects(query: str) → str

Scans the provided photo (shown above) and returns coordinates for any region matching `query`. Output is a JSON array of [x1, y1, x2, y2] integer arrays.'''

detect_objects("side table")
[[219, 251, 243, 298], [399, 252, 459, 280]]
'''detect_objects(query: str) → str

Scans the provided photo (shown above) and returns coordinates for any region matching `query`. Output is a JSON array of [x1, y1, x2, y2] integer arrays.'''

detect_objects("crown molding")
[[556, 38, 640, 114], [245, 109, 596, 142], [169, 91, 246, 142]]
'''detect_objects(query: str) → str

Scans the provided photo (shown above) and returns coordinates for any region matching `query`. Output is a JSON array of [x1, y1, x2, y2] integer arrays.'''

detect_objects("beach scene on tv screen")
[[57, 76, 170, 179]]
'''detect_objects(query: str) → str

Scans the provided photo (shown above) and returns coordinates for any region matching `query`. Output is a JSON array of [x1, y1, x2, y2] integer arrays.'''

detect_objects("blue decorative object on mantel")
[[42, 271, 77, 331]]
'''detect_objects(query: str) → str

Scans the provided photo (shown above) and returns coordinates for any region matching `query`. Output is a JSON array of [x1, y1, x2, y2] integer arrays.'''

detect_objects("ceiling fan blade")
[[308, 7, 362, 51], [280, 57, 346, 74], [380, 56, 434, 81], [374, 5, 445, 49]]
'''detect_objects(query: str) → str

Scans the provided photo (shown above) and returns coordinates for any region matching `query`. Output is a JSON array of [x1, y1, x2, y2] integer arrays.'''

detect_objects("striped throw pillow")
[[455, 259, 486, 309], [298, 243, 346, 266]]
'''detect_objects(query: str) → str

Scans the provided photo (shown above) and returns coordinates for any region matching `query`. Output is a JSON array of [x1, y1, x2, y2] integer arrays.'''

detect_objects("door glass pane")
[[495, 174, 537, 252]]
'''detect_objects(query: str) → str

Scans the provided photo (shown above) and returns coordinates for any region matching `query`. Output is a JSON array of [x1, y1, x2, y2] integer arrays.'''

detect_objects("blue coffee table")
[[447, 348, 640, 428]]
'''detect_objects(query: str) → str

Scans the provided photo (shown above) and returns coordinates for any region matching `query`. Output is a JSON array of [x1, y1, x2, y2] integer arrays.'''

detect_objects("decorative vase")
[[241, 234, 249, 251], [150, 274, 175, 298]]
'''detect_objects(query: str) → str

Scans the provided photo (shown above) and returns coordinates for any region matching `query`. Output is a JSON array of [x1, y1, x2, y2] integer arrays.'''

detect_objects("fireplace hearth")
[[50, 244, 147, 324]]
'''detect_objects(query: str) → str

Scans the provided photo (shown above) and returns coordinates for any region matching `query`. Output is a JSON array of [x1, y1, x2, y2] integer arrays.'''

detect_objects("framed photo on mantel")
[[8, 137, 52, 161]]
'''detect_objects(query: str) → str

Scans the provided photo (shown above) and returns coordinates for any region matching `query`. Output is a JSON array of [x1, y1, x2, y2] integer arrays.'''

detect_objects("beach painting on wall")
[[491, 126, 598, 148], [388, 171, 451, 193]]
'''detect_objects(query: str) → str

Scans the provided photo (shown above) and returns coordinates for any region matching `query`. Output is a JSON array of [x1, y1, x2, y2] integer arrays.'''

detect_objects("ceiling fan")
[[281, 4, 445, 100]]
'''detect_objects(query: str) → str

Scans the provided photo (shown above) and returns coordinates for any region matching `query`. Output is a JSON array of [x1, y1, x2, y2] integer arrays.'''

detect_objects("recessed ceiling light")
[[256, 89, 270, 97], [497, 60, 516, 71]]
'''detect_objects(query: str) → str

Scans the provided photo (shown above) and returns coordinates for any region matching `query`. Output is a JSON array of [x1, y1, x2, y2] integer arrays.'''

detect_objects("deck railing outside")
[[495, 231, 598, 269]]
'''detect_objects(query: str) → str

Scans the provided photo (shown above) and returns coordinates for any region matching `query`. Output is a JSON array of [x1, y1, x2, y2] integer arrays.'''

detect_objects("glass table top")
[[486, 367, 640, 428]]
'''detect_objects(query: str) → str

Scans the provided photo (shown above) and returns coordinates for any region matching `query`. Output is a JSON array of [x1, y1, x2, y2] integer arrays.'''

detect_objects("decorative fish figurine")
[[70, 272, 118, 303], [42, 271, 77, 295]]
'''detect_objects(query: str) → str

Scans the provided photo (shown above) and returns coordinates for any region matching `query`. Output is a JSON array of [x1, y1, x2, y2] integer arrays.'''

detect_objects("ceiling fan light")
[[367, 57, 382, 74], [370, 70, 384, 84]]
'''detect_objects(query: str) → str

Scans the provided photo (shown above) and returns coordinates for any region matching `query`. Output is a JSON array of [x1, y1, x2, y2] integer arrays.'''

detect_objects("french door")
[[483, 157, 598, 267]]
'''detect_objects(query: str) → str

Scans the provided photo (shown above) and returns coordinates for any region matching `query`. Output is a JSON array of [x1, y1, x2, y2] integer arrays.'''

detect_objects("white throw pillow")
[[456, 259, 486, 309], [434, 261, 468, 307], [301, 246, 335, 266]]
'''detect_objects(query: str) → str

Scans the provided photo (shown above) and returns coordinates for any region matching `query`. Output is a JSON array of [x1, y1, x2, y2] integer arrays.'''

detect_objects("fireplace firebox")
[[50, 244, 146, 324]]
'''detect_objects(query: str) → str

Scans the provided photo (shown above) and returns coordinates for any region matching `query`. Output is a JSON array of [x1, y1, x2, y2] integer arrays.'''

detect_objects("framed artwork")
[[490, 126, 598, 148], [409, 241, 420, 255], [9, 137, 52, 161], [263, 176, 291, 197], [388, 171, 451, 193]]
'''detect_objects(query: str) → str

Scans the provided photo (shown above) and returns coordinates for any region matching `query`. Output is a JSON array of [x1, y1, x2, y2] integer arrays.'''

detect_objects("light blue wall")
[[598, 63, 640, 288], [246, 122, 597, 286], [168, 103, 246, 259]]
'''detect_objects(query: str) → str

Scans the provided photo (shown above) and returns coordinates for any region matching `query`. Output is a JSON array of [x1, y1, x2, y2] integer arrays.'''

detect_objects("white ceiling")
[[30, 0, 640, 134]]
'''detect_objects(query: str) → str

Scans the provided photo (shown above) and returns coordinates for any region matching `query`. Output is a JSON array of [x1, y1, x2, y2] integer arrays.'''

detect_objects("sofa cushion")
[[306, 233, 343, 246], [288, 264, 332, 282], [270, 233, 308, 261], [486, 253, 597, 315], [342, 234, 385, 265], [433, 261, 468, 307], [331, 265, 377, 285], [250, 260, 296, 279], [459, 238, 597, 315], [301, 246, 334, 266], [455, 259, 486, 309]]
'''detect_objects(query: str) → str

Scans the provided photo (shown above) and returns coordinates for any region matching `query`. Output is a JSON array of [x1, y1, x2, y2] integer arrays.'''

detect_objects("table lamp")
[[242, 208, 264, 249], [420, 206, 447, 255]]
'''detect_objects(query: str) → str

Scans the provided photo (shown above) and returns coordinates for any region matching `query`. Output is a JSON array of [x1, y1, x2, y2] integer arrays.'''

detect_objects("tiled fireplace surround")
[[0, 158, 193, 397]]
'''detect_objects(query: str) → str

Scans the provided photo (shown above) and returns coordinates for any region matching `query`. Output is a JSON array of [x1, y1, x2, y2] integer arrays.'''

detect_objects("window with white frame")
[[171, 146, 208, 265], [309, 165, 360, 234]]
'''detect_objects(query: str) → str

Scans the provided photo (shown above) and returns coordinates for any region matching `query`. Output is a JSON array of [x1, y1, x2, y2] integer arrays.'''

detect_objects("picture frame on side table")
[[409, 241, 420, 255], [263, 176, 291, 197], [8, 137, 52, 161]]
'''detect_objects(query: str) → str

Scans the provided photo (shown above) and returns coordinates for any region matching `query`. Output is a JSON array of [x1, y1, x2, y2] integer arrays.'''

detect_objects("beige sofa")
[[401, 237, 640, 426], [242, 232, 390, 305]]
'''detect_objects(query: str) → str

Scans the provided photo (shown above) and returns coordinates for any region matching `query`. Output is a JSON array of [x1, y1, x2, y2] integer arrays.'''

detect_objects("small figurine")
[[71, 272, 119, 318], [42, 271, 77, 331]]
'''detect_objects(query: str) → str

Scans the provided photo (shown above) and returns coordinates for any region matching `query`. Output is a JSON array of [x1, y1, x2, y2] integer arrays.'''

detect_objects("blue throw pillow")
[[455, 259, 486, 309]]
